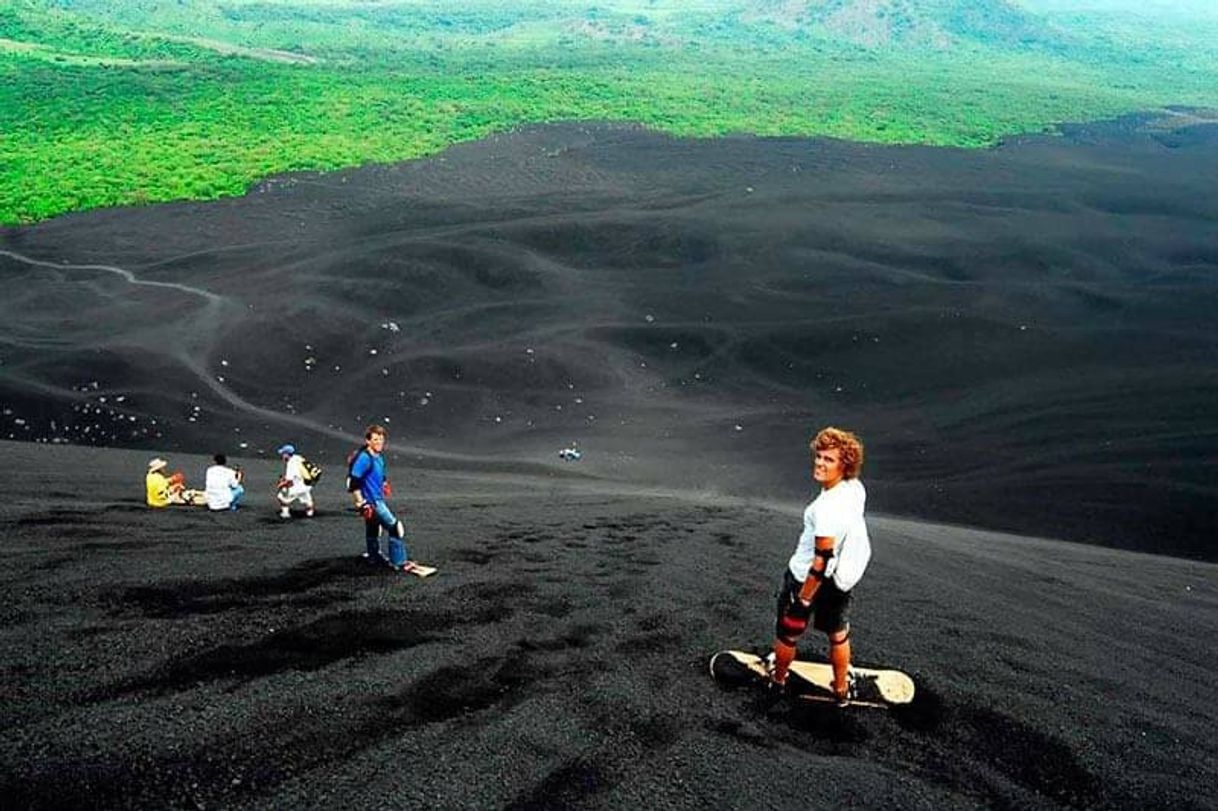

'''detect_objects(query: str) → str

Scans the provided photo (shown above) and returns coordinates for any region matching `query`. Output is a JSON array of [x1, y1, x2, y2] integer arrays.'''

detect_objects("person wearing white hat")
[[275, 443, 315, 519], [145, 458, 173, 507], [145, 457, 203, 507]]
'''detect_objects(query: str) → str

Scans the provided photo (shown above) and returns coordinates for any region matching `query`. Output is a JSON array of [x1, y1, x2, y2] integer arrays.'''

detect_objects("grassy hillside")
[[3, 0, 1217, 224]]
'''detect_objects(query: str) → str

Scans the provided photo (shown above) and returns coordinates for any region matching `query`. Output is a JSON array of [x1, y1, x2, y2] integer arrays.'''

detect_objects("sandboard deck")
[[363, 553, 438, 578], [166, 489, 207, 507], [401, 562, 437, 578], [710, 649, 914, 708]]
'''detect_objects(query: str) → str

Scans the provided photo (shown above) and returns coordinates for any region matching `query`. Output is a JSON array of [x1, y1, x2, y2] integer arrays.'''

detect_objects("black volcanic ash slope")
[[0, 441, 1215, 809], [2, 119, 1216, 558]]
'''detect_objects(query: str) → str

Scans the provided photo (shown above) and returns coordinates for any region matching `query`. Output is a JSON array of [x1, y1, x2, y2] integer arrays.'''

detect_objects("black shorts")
[[776, 568, 852, 635]]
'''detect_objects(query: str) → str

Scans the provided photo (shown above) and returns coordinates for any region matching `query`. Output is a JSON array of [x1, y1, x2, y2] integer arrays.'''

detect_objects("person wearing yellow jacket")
[[145, 457, 203, 507]]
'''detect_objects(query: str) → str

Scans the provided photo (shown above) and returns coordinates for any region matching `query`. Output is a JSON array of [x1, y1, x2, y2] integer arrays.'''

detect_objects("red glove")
[[382, 481, 393, 498], [360, 503, 375, 521], [778, 599, 811, 638]]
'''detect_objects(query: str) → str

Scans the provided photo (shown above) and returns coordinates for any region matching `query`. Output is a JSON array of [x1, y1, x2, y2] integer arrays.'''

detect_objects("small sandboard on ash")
[[709, 649, 914, 709], [397, 562, 437, 578]]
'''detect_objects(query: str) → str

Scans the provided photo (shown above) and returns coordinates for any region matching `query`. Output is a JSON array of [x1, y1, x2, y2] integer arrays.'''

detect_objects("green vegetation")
[[3, 0, 1218, 224]]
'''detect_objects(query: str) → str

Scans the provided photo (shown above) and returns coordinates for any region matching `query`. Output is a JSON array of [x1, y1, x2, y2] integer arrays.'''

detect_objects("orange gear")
[[830, 629, 852, 699]]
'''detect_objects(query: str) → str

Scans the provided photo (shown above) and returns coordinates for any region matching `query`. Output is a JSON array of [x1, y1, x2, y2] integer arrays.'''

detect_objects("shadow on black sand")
[[2, 443, 1214, 808]]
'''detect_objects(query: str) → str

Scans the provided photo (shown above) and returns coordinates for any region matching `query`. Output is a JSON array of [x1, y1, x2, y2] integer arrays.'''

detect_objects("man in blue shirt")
[[349, 424, 418, 573]]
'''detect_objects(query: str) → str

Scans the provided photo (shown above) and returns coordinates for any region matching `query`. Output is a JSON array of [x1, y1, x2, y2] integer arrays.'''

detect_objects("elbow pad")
[[810, 537, 835, 577]]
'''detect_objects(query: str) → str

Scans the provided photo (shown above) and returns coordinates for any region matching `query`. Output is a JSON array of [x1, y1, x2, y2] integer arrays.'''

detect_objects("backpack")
[[346, 447, 367, 493], [300, 456, 323, 485]]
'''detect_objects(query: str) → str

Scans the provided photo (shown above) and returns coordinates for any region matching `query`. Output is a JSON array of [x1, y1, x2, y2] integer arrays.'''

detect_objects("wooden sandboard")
[[710, 649, 915, 708]]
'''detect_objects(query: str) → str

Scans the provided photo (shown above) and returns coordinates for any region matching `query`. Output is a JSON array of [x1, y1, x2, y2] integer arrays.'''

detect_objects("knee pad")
[[392, 520, 405, 540], [776, 611, 809, 644], [776, 630, 802, 647]]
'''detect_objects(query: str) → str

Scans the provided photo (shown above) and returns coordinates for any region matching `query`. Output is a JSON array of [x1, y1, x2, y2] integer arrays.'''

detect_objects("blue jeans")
[[229, 484, 245, 510], [365, 501, 409, 565]]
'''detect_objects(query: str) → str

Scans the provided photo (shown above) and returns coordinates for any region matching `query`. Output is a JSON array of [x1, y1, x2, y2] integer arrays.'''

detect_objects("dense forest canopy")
[[3, 0, 1217, 222]]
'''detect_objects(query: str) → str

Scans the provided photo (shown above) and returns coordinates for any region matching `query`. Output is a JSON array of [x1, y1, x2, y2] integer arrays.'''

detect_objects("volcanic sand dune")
[[0, 441, 1214, 808], [1, 118, 1217, 805], [2, 119, 1216, 558]]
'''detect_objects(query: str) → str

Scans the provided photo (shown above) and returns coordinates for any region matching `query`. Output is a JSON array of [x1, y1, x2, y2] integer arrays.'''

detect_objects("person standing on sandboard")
[[349, 424, 435, 577], [766, 427, 871, 705]]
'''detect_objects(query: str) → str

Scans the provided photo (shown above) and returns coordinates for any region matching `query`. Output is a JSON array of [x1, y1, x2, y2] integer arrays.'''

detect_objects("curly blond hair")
[[812, 427, 864, 479]]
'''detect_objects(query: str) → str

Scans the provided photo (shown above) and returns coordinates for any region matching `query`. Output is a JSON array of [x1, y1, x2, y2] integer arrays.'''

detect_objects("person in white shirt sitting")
[[204, 453, 245, 512]]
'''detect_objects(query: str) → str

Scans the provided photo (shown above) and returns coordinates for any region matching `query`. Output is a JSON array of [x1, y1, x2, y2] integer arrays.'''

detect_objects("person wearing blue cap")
[[275, 443, 315, 519]]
